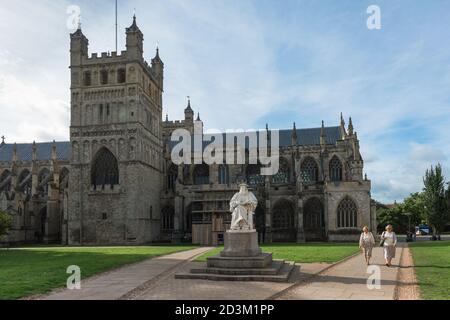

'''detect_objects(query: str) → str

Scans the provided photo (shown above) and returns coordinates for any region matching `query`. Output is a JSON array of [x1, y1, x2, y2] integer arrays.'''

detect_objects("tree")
[[403, 192, 426, 227], [0, 210, 12, 240], [422, 164, 448, 237]]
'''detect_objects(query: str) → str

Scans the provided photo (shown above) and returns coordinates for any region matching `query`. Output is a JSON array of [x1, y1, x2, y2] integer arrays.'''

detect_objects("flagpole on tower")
[[115, 0, 118, 52]]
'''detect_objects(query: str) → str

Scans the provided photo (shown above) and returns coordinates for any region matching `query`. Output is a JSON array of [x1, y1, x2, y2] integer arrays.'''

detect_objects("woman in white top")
[[359, 226, 375, 265], [381, 224, 397, 267]]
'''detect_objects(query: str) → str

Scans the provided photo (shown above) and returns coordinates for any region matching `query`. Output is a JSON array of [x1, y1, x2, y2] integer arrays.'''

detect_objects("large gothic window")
[[329, 156, 343, 182], [337, 197, 358, 228], [0, 170, 12, 192], [18, 169, 32, 195], [91, 148, 119, 190], [304, 197, 324, 230], [193, 164, 210, 185], [301, 157, 319, 183], [218, 165, 230, 185], [272, 200, 295, 229], [161, 206, 175, 231], [272, 157, 290, 184]]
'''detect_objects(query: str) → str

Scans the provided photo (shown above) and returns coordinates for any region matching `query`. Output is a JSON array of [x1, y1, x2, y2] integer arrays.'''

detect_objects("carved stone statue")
[[229, 184, 258, 231]]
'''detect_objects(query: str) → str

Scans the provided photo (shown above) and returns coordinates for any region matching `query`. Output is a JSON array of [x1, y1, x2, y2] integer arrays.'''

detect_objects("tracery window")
[[272, 157, 290, 184], [329, 156, 343, 182], [337, 197, 358, 228], [301, 157, 318, 183], [91, 148, 119, 190], [304, 197, 323, 229], [272, 200, 295, 229], [83, 71, 92, 86]]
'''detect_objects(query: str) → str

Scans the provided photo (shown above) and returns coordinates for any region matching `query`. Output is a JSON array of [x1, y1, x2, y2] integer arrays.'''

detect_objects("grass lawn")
[[196, 243, 360, 264], [409, 241, 450, 300], [0, 245, 196, 300]]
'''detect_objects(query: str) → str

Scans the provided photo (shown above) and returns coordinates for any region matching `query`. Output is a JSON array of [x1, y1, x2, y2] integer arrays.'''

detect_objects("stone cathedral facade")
[[0, 17, 376, 246]]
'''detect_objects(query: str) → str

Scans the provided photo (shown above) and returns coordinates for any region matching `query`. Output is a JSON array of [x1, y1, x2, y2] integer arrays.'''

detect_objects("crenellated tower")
[[68, 16, 164, 245]]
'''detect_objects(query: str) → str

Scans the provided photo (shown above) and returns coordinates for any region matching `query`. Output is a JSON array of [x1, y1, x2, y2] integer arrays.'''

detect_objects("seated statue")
[[229, 184, 258, 231]]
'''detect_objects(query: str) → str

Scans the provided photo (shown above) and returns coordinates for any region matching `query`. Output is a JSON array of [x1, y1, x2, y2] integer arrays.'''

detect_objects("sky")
[[0, 0, 449, 204]]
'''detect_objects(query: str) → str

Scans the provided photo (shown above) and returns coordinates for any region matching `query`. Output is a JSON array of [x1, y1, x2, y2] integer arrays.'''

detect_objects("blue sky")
[[0, 0, 449, 203]]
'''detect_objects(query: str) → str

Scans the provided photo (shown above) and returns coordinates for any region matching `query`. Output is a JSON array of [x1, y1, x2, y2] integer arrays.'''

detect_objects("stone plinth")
[[175, 230, 296, 282], [221, 231, 262, 257]]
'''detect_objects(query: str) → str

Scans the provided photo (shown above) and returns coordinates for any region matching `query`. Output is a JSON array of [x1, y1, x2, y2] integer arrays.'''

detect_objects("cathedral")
[[0, 17, 376, 246]]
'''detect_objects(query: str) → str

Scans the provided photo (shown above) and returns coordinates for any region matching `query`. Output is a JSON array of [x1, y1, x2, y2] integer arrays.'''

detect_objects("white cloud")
[[410, 143, 447, 162]]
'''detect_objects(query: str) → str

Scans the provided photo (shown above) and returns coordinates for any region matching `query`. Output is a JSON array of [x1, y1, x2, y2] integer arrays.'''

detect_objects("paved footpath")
[[40, 247, 213, 300], [275, 244, 405, 300], [37, 244, 405, 300]]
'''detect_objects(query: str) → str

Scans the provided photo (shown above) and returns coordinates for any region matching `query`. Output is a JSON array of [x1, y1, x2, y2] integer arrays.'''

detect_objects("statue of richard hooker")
[[229, 184, 258, 231]]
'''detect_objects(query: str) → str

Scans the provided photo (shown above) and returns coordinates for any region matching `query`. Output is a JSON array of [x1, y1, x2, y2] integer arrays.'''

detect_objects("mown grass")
[[409, 241, 450, 300], [0, 245, 196, 300], [196, 243, 359, 264]]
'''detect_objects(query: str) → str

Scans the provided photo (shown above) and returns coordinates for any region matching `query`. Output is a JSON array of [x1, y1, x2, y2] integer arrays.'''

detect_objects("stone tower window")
[[218, 165, 230, 185], [167, 164, 178, 191], [100, 70, 108, 85], [83, 71, 92, 86], [301, 157, 318, 183], [161, 206, 175, 231], [117, 68, 126, 83], [329, 155, 343, 182], [337, 196, 358, 228], [91, 147, 119, 190]]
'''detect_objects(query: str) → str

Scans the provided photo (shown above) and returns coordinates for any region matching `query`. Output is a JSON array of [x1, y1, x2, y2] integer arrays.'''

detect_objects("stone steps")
[[207, 253, 273, 269], [175, 261, 296, 282], [191, 260, 285, 276]]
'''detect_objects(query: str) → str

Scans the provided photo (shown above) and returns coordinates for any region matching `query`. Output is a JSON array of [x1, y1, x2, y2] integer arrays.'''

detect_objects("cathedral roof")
[[0, 142, 70, 162], [166, 126, 342, 151]]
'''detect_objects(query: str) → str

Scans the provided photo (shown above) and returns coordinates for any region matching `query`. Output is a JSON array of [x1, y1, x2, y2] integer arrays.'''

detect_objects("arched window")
[[193, 164, 210, 185], [218, 165, 230, 185], [272, 157, 290, 184], [337, 197, 358, 228], [161, 206, 175, 231], [0, 170, 12, 192], [100, 70, 108, 85], [272, 200, 295, 229], [304, 197, 324, 229], [91, 148, 119, 190], [117, 68, 126, 83], [329, 156, 343, 182], [38, 168, 51, 195], [167, 164, 178, 191], [301, 157, 318, 183], [18, 169, 32, 195]]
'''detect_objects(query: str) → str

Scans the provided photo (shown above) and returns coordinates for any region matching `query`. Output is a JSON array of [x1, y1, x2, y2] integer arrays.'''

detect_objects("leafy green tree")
[[403, 192, 426, 227], [0, 210, 12, 240], [422, 164, 448, 237]]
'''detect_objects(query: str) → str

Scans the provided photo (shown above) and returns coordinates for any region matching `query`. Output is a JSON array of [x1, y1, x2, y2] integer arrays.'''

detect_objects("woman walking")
[[359, 226, 375, 265], [381, 224, 397, 267]]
